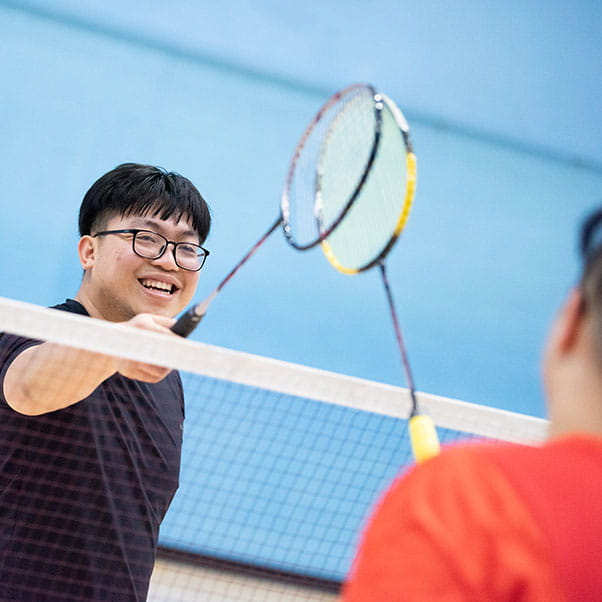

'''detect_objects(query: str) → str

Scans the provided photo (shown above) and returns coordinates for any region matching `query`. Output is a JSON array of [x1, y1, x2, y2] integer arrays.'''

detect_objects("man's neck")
[[547, 369, 602, 440]]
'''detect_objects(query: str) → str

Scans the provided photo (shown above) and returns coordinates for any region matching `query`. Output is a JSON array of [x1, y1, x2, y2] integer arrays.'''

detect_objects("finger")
[[117, 359, 171, 382], [151, 315, 177, 329], [127, 314, 176, 333]]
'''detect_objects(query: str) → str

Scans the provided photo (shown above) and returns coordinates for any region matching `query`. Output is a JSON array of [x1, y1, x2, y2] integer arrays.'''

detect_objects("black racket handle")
[[171, 305, 205, 337]]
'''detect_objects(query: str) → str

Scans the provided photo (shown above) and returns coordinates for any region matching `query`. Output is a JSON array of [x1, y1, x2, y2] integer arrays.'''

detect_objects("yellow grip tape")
[[409, 414, 440, 463]]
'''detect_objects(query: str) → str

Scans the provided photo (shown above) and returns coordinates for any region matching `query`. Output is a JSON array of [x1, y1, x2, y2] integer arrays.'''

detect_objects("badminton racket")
[[318, 88, 440, 463], [172, 84, 383, 337]]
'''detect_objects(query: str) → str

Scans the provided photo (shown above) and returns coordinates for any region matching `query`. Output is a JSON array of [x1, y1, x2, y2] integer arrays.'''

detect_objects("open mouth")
[[139, 278, 177, 296]]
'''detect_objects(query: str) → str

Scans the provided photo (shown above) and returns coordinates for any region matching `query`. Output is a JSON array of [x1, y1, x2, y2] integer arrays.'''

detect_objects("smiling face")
[[76, 212, 201, 322]]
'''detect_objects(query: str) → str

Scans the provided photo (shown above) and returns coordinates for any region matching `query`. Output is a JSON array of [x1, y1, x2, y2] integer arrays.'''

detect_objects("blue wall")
[[2, 1, 602, 419]]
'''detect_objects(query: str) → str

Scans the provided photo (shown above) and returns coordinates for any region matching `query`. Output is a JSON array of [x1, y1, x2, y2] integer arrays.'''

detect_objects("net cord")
[[0, 296, 548, 443]]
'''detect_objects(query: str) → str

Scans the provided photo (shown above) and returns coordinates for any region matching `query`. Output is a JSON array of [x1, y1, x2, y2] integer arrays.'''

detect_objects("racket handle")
[[409, 414, 440, 463], [171, 306, 205, 337]]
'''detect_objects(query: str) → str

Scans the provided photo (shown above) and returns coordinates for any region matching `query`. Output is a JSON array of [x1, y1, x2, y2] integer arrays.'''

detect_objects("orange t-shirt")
[[343, 435, 602, 601]]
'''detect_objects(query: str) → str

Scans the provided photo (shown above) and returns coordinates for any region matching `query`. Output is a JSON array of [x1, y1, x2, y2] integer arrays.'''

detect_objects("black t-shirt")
[[0, 300, 184, 601]]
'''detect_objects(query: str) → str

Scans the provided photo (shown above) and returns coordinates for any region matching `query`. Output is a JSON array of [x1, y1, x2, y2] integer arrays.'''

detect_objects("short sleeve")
[[0, 332, 42, 408]]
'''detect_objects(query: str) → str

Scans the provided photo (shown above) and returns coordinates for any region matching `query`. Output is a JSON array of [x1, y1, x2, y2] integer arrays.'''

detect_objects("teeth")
[[141, 279, 175, 294]]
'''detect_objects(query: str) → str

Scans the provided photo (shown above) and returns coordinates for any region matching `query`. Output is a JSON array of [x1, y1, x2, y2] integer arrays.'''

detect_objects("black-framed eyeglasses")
[[92, 229, 210, 272]]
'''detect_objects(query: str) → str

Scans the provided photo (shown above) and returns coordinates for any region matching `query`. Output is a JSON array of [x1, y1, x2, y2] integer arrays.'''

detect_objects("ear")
[[552, 287, 586, 353], [78, 235, 96, 270]]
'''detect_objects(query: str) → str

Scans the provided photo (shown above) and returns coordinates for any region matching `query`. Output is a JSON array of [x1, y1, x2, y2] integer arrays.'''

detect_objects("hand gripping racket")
[[317, 86, 440, 463]]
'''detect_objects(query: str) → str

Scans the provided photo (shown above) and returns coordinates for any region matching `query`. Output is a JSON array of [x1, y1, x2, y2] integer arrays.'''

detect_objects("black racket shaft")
[[379, 262, 440, 462], [172, 217, 282, 337], [378, 262, 418, 413]]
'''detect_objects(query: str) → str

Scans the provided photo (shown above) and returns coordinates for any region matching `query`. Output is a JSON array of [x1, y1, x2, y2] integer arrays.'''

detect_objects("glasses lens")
[[176, 243, 206, 270], [134, 231, 167, 259], [133, 231, 165, 258]]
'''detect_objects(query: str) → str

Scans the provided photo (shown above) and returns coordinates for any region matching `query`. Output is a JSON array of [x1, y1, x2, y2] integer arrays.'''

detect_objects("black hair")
[[581, 209, 602, 264], [78, 163, 211, 243], [579, 208, 602, 363]]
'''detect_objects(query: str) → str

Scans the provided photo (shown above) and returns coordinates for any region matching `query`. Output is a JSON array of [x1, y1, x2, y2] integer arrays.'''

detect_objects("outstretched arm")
[[3, 313, 176, 416]]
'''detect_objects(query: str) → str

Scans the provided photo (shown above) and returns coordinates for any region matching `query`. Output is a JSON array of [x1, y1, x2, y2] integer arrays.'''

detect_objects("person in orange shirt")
[[343, 209, 602, 602]]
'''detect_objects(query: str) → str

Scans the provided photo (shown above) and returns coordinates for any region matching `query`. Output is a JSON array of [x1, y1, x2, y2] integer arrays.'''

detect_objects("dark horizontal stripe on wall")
[[3, 2, 601, 172]]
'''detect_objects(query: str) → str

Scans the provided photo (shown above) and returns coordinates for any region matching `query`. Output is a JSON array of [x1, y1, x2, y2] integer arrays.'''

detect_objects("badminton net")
[[0, 297, 547, 601]]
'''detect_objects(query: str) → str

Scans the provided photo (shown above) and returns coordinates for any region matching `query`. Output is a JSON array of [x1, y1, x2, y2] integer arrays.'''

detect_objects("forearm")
[[3, 342, 118, 415]]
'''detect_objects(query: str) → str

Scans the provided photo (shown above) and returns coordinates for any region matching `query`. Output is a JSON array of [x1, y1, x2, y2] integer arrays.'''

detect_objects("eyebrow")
[[129, 217, 197, 239]]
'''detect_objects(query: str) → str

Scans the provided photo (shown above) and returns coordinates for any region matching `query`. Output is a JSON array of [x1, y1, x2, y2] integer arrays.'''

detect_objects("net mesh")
[[0, 297, 547, 601]]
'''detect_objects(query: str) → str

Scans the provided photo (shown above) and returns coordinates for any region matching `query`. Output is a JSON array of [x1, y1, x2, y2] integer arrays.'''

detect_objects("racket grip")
[[171, 307, 205, 337], [409, 414, 441, 463]]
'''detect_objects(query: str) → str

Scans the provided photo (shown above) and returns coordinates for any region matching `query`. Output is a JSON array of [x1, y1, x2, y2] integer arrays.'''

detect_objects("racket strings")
[[320, 99, 411, 273], [284, 86, 378, 249], [316, 90, 379, 231]]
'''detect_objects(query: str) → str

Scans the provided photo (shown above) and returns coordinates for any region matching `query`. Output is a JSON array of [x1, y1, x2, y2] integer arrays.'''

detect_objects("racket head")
[[281, 84, 382, 250], [320, 91, 417, 274]]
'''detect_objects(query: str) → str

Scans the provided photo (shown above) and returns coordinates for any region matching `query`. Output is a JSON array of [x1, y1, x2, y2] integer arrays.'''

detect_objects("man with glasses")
[[0, 163, 211, 600]]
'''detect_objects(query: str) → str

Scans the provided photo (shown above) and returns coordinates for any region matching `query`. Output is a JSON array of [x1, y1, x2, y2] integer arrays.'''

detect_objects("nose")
[[152, 242, 179, 270]]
